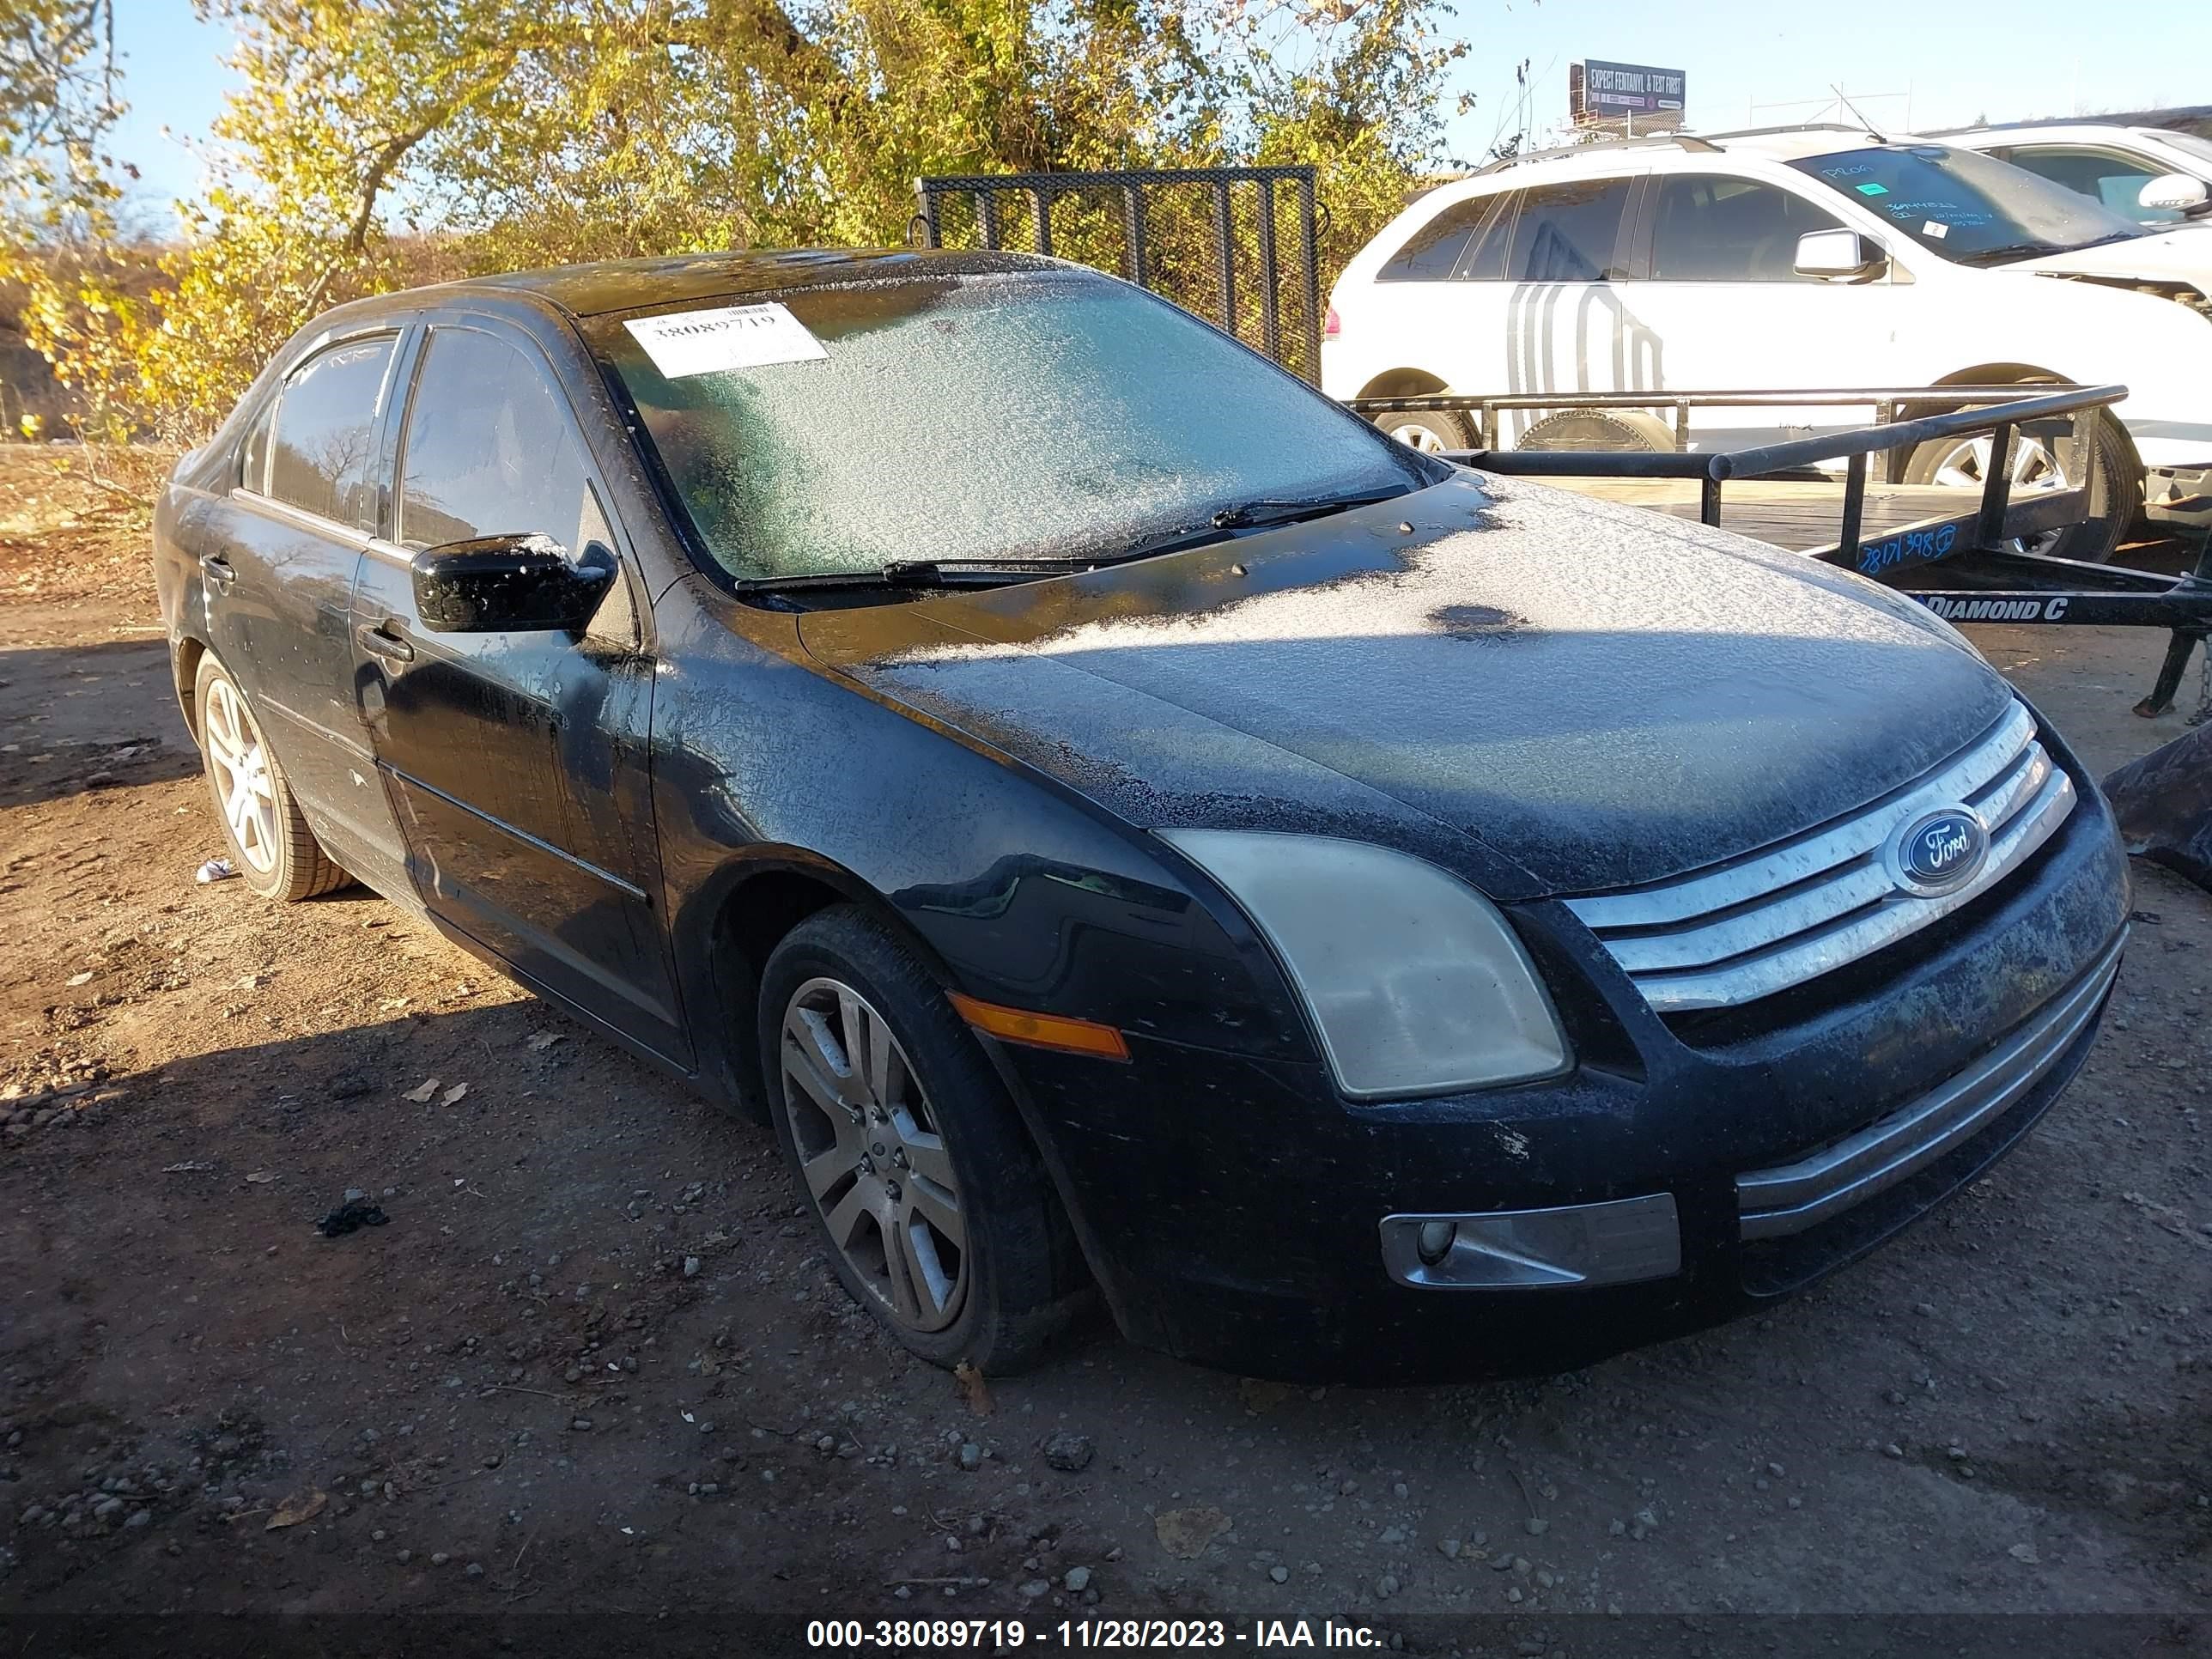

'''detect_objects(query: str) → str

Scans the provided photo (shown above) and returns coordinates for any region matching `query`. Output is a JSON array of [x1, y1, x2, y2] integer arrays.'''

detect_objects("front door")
[[349, 320, 688, 1062], [200, 330, 415, 895], [1621, 171, 1908, 449]]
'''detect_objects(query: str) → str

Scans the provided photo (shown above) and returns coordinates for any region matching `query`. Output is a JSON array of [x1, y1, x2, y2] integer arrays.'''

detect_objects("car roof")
[[331, 247, 1073, 325], [1929, 106, 2212, 138]]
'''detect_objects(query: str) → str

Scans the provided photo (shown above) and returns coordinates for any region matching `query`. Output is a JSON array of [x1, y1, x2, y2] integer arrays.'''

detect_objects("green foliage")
[[4, 0, 1472, 441]]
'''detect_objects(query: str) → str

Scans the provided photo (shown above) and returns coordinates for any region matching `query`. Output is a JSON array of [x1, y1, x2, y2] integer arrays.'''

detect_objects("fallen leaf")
[[265, 1489, 326, 1530], [244, 1171, 280, 1184], [2008, 1542, 2039, 1564], [1155, 1506, 1231, 1559], [161, 1161, 213, 1174], [1238, 1377, 1293, 1415], [66, 971, 94, 987], [526, 1032, 566, 1052], [441, 1083, 469, 1106], [953, 1359, 993, 1417], [403, 1077, 440, 1103]]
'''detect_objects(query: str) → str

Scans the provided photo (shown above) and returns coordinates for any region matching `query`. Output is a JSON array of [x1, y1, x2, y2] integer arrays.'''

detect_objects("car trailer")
[[1346, 381, 2212, 886]]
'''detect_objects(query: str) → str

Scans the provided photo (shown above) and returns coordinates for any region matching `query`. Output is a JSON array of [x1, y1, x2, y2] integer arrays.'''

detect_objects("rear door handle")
[[357, 621, 416, 665], [199, 552, 236, 590]]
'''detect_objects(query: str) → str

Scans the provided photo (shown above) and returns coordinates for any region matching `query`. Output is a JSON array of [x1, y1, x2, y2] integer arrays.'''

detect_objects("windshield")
[[1789, 144, 2146, 263], [590, 271, 1428, 585]]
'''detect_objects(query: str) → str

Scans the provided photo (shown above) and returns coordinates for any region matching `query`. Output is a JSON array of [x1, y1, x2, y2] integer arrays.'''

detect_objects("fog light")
[[1379, 1194, 1681, 1290]]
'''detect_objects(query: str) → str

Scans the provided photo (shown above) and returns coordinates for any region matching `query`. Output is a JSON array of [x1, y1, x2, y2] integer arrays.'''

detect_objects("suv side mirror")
[[1795, 228, 1888, 279], [410, 533, 616, 633], [2140, 173, 2210, 214]]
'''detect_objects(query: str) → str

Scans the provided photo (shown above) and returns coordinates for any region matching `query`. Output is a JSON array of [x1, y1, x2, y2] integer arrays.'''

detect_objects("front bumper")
[[988, 749, 2131, 1384]]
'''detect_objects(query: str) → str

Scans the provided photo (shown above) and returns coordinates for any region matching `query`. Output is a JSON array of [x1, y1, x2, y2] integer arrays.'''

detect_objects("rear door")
[[348, 318, 687, 1062], [1493, 175, 1644, 444], [201, 331, 415, 893], [1620, 170, 1908, 448]]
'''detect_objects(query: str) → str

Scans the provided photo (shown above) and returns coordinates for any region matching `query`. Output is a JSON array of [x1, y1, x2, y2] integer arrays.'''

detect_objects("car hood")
[[798, 474, 2014, 899], [2015, 225, 2212, 284]]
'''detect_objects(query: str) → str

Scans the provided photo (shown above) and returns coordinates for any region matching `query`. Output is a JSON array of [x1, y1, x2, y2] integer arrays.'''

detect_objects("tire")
[[1514, 409, 1674, 453], [1371, 408, 1475, 454], [1904, 402, 2136, 563], [192, 653, 350, 902], [758, 905, 1080, 1374]]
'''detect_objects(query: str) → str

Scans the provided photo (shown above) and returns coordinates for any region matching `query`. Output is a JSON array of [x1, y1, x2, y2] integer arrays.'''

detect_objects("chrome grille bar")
[[1565, 702, 2075, 1011]]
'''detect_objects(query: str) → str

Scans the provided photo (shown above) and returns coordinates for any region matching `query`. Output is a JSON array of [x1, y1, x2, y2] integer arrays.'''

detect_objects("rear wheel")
[[1371, 408, 1474, 453], [1904, 404, 2135, 562], [192, 654, 349, 902], [760, 905, 1079, 1373]]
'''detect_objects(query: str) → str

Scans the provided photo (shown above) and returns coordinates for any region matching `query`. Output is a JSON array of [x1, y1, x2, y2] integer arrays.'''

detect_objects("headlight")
[[1158, 830, 1571, 1099]]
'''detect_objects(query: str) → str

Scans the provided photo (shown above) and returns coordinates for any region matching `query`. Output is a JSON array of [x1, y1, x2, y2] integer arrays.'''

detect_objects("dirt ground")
[[0, 447, 2206, 1657]]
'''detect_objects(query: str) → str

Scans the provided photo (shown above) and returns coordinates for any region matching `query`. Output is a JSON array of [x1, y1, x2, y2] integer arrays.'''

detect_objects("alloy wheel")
[[1925, 431, 2069, 555], [779, 975, 967, 1333], [203, 677, 279, 873], [1389, 421, 1449, 453]]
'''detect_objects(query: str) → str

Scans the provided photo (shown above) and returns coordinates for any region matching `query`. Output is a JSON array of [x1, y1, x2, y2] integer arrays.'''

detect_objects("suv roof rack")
[[1700, 121, 1887, 143], [1474, 132, 1721, 174]]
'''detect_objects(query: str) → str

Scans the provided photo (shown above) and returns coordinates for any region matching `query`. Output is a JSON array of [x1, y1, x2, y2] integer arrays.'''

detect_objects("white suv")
[[1941, 121, 2212, 228], [1321, 126, 2212, 558]]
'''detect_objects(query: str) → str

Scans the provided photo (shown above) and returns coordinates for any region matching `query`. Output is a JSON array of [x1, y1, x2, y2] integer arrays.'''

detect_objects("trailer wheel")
[[1904, 408, 2135, 562]]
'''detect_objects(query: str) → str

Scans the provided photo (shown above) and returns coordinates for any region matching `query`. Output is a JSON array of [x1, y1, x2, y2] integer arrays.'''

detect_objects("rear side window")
[[1509, 179, 1632, 281], [1378, 193, 1505, 282], [396, 327, 594, 555], [1648, 175, 1846, 281], [266, 336, 397, 527]]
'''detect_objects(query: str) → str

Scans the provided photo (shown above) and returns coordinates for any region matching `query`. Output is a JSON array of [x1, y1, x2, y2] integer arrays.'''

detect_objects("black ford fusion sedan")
[[152, 248, 2130, 1383]]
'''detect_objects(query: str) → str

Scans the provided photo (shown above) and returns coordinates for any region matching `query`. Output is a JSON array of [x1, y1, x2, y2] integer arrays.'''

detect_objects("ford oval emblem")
[[1891, 807, 1990, 896]]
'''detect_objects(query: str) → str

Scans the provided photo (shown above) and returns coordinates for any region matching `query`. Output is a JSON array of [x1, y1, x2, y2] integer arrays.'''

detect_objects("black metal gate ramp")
[[913, 167, 1326, 385]]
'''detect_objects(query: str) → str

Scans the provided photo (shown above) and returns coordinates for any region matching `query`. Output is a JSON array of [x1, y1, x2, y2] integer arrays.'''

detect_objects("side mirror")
[[2139, 173, 2210, 214], [1795, 228, 1888, 279], [410, 533, 615, 634]]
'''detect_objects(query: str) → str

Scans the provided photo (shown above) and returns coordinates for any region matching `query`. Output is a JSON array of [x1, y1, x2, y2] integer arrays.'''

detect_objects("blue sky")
[[106, 0, 2210, 220]]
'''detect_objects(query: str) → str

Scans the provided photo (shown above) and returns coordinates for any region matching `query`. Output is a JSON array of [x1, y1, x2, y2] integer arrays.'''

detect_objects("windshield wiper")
[[1112, 488, 1413, 563], [736, 558, 1097, 594], [1209, 489, 1409, 529], [1952, 240, 2063, 266]]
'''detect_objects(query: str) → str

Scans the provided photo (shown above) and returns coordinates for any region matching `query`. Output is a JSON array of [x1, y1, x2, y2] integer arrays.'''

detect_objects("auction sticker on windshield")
[[625, 302, 829, 378]]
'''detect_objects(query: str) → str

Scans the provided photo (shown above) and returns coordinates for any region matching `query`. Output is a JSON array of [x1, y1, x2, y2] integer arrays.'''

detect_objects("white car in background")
[[1321, 125, 2212, 559], [1941, 120, 2212, 228]]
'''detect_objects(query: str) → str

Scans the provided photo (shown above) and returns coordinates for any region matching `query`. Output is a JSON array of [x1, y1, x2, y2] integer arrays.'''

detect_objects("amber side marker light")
[[946, 993, 1132, 1061]]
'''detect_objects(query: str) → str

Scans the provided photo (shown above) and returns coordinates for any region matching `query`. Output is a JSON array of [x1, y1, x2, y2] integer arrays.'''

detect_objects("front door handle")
[[199, 552, 236, 591], [357, 621, 416, 665]]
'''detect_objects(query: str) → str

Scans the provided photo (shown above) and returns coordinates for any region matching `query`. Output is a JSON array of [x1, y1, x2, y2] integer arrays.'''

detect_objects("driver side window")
[[398, 327, 593, 555], [1649, 175, 1846, 282]]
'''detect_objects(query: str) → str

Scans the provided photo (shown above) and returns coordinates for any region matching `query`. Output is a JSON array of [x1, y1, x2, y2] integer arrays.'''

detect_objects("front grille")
[[1735, 933, 2122, 1241], [1563, 702, 2074, 1012]]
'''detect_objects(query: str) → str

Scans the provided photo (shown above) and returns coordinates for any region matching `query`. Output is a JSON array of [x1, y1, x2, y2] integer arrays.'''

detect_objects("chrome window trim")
[[1736, 933, 2123, 1240], [230, 488, 374, 551], [1565, 702, 2075, 1011]]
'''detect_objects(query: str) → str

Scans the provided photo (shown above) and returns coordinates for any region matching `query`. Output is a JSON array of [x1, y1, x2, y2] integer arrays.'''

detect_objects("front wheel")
[[759, 906, 1080, 1373], [1905, 407, 2136, 562]]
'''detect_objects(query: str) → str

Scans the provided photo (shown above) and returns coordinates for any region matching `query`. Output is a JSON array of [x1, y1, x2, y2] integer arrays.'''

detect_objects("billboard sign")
[[1570, 61, 1687, 130]]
